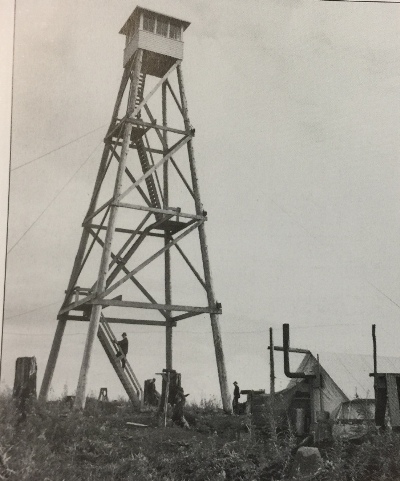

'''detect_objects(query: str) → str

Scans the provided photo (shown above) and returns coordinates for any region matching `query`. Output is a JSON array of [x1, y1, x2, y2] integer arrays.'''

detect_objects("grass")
[[1, 392, 400, 480]]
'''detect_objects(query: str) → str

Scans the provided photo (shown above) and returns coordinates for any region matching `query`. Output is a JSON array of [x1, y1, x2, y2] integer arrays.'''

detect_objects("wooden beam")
[[143, 105, 195, 199], [116, 135, 192, 204], [86, 224, 165, 238], [177, 64, 231, 413], [74, 49, 145, 410], [268, 346, 311, 354], [108, 213, 152, 270], [90, 298, 222, 314], [162, 82, 173, 371], [86, 226, 168, 319], [115, 202, 203, 221], [101, 220, 202, 298], [166, 80, 183, 114], [105, 214, 175, 288], [174, 243, 207, 290], [127, 118, 191, 137], [112, 150, 152, 207], [71, 316, 173, 327], [127, 60, 181, 118]]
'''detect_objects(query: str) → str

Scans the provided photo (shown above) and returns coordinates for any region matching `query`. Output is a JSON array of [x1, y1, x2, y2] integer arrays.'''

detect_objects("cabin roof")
[[120, 6, 191, 36]]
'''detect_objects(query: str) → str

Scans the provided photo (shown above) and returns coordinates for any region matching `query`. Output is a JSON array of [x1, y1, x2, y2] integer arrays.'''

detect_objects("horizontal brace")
[[107, 60, 181, 140], [70, 316, 175, 327], [65, 315, 90, 321], [127, 118, 194, 137], [115, 202, 205, 221], [86, 224, 165, 238], [58, 293, 122, 316], [268, 346, 311, 354], [89, 298, 222, 315], [107, 140, 163, 155]]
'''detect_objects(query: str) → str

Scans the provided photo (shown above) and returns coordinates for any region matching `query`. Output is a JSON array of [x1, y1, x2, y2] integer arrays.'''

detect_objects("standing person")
[[114, 332, 128, 369], [233, 381, 241, 414], [172, 386, 190, 428]]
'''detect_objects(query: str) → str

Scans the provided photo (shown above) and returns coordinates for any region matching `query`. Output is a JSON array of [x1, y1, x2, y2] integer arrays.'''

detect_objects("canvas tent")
[[249, 351, 400, 436]]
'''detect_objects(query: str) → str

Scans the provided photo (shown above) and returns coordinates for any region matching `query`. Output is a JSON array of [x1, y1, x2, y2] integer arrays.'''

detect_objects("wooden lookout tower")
[[39, 6, 231, 411]]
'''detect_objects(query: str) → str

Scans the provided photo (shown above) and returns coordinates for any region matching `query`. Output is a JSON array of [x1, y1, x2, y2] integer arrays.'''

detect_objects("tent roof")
[[287, 353, 349, 402], [291, 352, 400, 400]]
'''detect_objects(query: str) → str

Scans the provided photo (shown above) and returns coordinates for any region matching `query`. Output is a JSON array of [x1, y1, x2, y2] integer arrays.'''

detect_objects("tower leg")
[[39, 62, 133, 402], [163, 83, 173, 370], [176, 65, 231, 413], [74, 50, 144, 410], [38, 319, 66, 401]]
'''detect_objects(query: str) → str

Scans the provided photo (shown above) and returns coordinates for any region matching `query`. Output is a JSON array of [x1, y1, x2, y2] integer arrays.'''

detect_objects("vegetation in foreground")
[[1, 393, 400, 480]]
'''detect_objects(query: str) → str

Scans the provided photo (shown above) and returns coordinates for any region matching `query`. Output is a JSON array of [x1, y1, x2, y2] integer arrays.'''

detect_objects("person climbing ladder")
[[113, 332, 129, 369]]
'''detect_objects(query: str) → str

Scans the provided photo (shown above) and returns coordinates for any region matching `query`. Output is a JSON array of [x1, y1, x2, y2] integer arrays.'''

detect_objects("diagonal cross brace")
[[99, 220, 204, 298]]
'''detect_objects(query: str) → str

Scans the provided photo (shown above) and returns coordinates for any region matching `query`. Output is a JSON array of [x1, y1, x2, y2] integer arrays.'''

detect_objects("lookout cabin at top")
[[120, 7, 191, 77]]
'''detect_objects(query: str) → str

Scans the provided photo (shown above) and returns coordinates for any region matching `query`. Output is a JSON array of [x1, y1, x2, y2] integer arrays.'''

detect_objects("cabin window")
[[156, 18, 168, 37], [143, 13, 155, 33], [169, 22, 181, 40]]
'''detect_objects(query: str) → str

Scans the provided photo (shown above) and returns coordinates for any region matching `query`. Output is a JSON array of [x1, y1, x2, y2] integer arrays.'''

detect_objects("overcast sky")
[[1, 0, 400, 402]]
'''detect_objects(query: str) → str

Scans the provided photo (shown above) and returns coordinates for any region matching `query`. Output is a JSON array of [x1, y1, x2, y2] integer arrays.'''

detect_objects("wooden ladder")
[[97, 315, 143, 409]]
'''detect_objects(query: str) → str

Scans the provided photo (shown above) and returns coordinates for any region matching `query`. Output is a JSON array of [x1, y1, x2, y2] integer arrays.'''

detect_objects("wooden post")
[[317, 354, 323, 412], [74, 50, 144, 410], [269, 328, 275, 397], [372, 324, 377, 379], [176, 65, 231, 413], [163, 82, 173, 370], [164, 371, 171, 427], [269, 328, 277, 441], [39, 63, 132, 402]]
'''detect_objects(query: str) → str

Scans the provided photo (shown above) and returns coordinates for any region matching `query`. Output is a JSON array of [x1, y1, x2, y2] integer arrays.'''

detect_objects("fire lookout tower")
[[39, 6, 231, 411]]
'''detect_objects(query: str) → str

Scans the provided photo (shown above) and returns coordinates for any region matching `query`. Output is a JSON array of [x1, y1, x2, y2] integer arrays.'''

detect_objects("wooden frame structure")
[[38, 7, 230, 411]]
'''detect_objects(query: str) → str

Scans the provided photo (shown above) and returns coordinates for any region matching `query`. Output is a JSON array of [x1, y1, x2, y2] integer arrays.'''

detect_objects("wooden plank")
[[116, 202, 203, 220], [386, 374, 400, 427], [90, 298, 221, 314]]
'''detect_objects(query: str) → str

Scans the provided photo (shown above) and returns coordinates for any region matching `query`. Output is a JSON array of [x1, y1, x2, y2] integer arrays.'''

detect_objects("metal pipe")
[[283, 323, 314, 379]]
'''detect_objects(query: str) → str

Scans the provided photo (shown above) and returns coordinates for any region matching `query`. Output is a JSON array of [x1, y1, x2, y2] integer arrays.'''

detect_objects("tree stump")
[[13, 357, 37, 422]]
